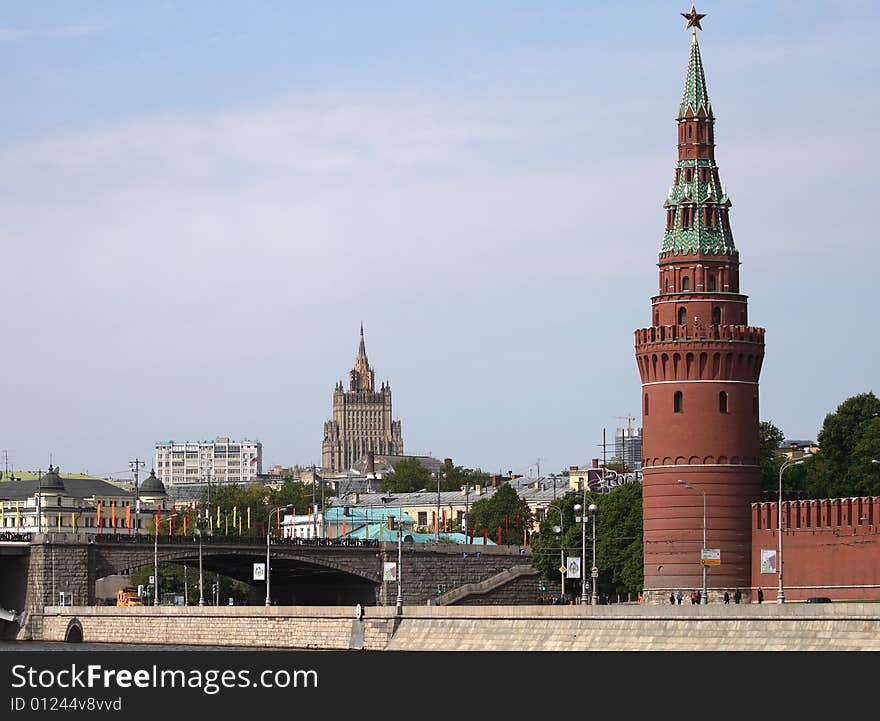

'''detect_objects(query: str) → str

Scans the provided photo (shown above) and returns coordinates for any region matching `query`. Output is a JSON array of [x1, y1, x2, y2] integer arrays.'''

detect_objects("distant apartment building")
[[154, 437, 262, 487], [615, 426, 643, 470]]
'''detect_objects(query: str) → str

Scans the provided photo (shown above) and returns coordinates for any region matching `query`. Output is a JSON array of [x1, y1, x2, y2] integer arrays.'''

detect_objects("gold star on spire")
[[681, 4, 706, 33]]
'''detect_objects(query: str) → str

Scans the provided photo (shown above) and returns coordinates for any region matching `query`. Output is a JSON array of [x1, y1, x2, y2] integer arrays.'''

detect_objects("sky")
[[1, 1, 878, 480]]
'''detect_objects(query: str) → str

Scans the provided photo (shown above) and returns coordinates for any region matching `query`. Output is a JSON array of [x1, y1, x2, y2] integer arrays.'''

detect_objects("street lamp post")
[[396, 508, 403, 609], [153, 509, 183, 607], [548, 506, 565, 600], [777, 454, 810, 604], [266, 504, 294, 606], [589, 503, 598, 605], [677, 479, 708, 605], [435, 472, 446, 542], [194, 527, 209, 606], [463, 484, 472, 539], [574, 503, 586, 604]]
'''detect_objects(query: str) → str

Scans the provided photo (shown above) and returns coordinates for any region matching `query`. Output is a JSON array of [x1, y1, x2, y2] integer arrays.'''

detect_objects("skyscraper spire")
[[358, 322, 367, 359]]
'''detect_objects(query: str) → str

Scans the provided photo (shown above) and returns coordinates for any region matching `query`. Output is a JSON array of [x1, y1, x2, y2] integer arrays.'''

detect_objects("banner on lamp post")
[[383, 562, 397, 581], [566, 557, 581, 579]]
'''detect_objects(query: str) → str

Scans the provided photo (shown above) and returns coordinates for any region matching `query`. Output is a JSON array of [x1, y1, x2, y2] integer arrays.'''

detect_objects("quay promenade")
[[24, 603, 880, 652]]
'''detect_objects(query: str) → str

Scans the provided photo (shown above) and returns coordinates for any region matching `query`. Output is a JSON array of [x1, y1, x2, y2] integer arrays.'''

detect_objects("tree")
[[528, 483, 643, 599], [467, 484, 533, 545], [805, 392, 880, 498], [381, 458, 432, 493], [759, 420, 786, 492], [438, 459, 490, 491]]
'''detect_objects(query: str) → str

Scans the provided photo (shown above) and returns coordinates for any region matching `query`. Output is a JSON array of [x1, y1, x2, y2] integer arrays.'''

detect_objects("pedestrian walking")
[[690, 591, 697, 605], [696, 590, 702, 604], [723, 591, 730, 604], [734, 589, 742, 604], [757, 587, 764, 604], [676, 591, 683, 605], [669, 592, 676, 605]]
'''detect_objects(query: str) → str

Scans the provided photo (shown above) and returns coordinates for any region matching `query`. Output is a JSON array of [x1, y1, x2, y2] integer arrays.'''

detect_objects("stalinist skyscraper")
[[321, 325, 403, 473]]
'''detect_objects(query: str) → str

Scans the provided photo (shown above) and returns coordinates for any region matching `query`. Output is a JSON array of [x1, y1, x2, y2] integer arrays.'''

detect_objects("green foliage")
[[129, 563, 250, 605], [528, 483, 643, 598], [467, 484, 533, 545], [381, 458, 433, 493], [804, 392, 880, 498], [438, 460, 490, 491], [759, 420, 786, 492]]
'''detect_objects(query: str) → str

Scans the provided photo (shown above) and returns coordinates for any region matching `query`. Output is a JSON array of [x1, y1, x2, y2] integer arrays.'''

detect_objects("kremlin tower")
[[635, 7, 765, 602]]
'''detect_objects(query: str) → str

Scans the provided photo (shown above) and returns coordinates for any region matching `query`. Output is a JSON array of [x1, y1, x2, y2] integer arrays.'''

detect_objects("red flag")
[[96, 502, 102, 529], [342, 520, 347, 537], [505, 514, 509, 531], [276, 507, 280, 531], [482, 528, 488, 544], [169, 515, 173, 536], [328, 521, 333, 539], [497, 527, 502, 544], [125, 504, 131, 534], [111, 503, 117, 534], [187, 506, 192, 535], [156, 507, 161, 534]]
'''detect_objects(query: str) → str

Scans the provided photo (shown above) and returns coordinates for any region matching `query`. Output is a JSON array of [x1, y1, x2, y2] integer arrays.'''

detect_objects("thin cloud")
[[0, 23, 105, 43]]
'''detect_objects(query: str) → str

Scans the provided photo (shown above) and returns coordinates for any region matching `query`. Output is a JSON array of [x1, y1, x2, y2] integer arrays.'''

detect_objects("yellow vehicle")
[[116, 587, 143, 607]]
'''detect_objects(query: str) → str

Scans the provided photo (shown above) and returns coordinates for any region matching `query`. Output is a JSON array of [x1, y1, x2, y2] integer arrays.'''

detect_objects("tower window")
[[685, 168, 693, 183], [708, 275, 717, 291], [674, 391, 683, 413], [712, 306, 721, 325], [682, 276, 690, 291], [688, 125, 693, 139], [698, 124, 704, 140], [719, 391, 728, 413], [678, 307, 687, 326], [644, 393, 649, 416]]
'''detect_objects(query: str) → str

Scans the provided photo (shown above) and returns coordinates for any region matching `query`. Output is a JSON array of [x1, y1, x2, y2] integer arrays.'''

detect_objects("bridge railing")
[[91, 533, 381, 549], [0, 531, 32, 542]]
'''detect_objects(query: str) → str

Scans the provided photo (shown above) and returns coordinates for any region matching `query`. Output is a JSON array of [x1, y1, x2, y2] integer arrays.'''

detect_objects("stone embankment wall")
[[32, 603, 880, 651], [37, 606, 398, 651]]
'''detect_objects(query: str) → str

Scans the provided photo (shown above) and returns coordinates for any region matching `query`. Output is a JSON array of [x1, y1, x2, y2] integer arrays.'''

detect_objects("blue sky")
[[1, 2, 878, 478]]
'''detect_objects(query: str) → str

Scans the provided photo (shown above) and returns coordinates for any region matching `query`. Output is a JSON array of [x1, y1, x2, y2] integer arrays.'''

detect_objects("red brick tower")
[[635, 10, 765, 601]]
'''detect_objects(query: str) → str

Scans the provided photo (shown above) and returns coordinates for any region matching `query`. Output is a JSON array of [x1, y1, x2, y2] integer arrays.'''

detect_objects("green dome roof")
[[40, 465, 66, 493], [139, 469, 167, 498]]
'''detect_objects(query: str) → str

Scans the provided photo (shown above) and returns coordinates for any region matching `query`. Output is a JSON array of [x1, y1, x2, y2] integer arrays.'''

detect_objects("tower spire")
[[679, 8, 711, 119], [661, 13, 735, 259], [357, 322, 367, 359]]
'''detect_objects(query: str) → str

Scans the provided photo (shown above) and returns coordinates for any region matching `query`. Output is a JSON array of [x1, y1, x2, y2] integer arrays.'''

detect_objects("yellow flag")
[[1, 501, 4, 526], [16, 503, 21, 530], [380, 520, 384, 541], [225, 515, 228, 536], [233, 506, 237, 526], [71, 512, 76, 533], [365, 519, 369, 540], [57, 512, 61, 530], [216, 505, 220, 526], [238, 516, 242, 536], [209, 516, 213, 532], [247, 507, 251, 530]]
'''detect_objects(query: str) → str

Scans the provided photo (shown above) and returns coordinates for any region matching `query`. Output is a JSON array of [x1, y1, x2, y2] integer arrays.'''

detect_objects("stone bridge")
[[1, 532, 536, 636]]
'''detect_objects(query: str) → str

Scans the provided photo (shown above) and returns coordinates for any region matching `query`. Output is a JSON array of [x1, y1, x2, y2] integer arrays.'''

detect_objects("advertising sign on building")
[[760, 549, 777, 574], [383, 562, 397, 581]]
